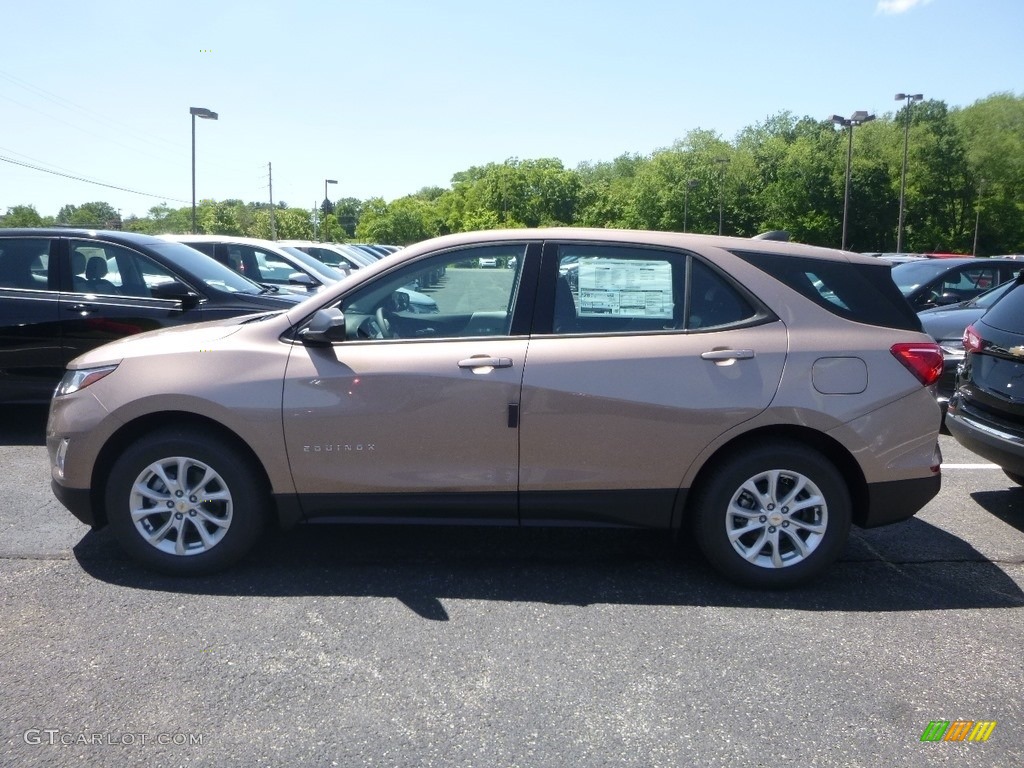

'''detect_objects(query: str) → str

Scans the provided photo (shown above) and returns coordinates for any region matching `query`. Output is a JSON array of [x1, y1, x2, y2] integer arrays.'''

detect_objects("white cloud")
[[876, 0, 934, 14]]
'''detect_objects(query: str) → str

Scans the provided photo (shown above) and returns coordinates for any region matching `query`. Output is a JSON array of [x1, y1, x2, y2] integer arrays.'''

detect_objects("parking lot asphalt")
[[1, 404, 1022, 767]]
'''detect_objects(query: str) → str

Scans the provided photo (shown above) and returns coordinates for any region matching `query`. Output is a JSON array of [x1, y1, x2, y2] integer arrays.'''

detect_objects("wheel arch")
[[90, 411, 282, 529], [679, 424, 868, 528]]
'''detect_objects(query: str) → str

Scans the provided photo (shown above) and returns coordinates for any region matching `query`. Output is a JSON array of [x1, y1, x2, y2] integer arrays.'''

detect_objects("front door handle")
[[701, 348, 755, 363], [458, 356, 513, 370]]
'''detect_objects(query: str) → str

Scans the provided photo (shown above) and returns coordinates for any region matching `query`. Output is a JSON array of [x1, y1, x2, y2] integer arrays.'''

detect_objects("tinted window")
[[0, 238, 51, 290], [732, 250, 921, 332], [977, 280, 1024, 334], [70, 240, 179, 297]]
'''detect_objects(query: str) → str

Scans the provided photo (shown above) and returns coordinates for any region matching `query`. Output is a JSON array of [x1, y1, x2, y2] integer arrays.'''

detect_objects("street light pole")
[[189, 107, 218, 234], [895, 92, 923, 253], [830, 111, 875, 250], [714, 158, 730, 235], [683, 178, 698, 233], [973, 179, 986, 256]]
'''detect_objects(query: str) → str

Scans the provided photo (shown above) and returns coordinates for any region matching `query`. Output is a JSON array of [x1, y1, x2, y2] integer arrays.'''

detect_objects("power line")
[[0, 154, 188, 204]]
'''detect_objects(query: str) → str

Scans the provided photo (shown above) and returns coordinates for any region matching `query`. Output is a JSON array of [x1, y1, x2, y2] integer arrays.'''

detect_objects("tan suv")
[[47, 229, 944, 587]]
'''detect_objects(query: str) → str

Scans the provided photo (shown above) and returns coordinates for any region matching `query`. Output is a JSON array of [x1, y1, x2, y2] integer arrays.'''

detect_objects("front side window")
[[341, 245, 527, 340], [70, 241, 182, 298]]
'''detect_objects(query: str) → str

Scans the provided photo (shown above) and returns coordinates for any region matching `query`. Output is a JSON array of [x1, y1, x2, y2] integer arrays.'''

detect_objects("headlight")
[[55, 365, 118, 397]]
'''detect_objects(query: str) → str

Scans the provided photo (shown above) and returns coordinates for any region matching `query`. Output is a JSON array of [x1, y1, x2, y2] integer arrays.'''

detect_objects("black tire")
[[692, 442, 852, 588], [105, 428, 268, 576], [1003, 469, 1024, 487]]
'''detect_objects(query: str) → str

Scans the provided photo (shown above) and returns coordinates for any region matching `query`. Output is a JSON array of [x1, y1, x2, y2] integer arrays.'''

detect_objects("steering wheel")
[[376, 306, 393, 338]]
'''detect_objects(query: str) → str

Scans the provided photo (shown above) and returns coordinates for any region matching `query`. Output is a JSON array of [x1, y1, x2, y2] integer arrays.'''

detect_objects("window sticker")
[[575, 258, 674, 319]]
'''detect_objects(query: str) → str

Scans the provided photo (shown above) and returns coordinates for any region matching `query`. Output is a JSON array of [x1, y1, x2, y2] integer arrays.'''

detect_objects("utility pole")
[[268, 162, 277, 240]]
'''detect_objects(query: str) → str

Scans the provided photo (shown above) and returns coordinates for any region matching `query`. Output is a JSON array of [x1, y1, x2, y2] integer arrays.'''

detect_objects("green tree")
[[56, 201, 121, 228], [1, 205, 47, 228], [356, 196, 443, 245], [954, 93, 1024, 254]]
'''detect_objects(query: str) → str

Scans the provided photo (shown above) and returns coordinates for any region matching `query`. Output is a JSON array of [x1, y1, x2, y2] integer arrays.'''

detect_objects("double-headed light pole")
[[830, 110, 875, 250], [895, 92, 923, 253], [190, 106, 218, 234]]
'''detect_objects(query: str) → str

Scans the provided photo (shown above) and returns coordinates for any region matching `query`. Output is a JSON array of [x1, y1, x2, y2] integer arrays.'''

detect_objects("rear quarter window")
[[977, 280, 1024, 333], [731, 250, 922, 332]]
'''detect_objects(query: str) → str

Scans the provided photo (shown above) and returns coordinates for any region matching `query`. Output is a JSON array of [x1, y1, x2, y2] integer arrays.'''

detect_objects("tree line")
[[3, 93, 1022, 255]]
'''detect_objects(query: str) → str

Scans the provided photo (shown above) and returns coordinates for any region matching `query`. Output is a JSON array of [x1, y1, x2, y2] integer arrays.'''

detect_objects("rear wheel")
[[692, 443, 851, 588], [105, 429, 268, 575]]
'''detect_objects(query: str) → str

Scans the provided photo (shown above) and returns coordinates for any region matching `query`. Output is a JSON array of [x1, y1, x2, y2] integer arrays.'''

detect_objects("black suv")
[[947, 272, 1024, 484], [0, 229, 303, 403]]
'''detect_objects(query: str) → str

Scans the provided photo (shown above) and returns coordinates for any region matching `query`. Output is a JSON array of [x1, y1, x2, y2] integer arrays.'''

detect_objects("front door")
[[282, 243, 537, 522]]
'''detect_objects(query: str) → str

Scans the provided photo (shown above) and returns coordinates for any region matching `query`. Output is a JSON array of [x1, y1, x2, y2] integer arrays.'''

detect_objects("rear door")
[[0, 235, 63, 402], [518, 241, 788, 527]]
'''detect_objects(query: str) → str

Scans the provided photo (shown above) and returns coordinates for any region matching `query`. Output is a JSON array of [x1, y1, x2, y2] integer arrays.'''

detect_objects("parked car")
[[946, 272, 1024, 485], [276, 240, 376, 272], [160, 235, 343, 295], [890, 258, 1020, 311], [918, 279, 1017, 412], [0, 229, 303, 403], [48, 228, 943, 587]]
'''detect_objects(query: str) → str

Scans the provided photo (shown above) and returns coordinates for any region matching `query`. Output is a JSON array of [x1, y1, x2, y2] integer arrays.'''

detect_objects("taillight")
[[962, 323, 983, 353], [890, 342, 944, 386]]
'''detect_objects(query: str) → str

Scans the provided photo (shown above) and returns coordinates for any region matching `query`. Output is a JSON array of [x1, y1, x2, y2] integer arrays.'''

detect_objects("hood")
[[68, 315, 260, 368]]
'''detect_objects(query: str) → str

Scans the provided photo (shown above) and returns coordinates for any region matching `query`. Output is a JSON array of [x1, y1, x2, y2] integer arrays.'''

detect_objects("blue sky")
[[2, 0, 1021, 219]]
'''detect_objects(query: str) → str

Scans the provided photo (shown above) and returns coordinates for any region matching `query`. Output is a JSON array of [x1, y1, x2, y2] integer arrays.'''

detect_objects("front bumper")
[[51, 480, 97, 527]]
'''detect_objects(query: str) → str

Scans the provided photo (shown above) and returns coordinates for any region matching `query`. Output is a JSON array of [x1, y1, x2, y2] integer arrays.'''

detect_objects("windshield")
[[890, 260, 965, 295], [149, 242, 266, 294], [278, 247, 345, 282]]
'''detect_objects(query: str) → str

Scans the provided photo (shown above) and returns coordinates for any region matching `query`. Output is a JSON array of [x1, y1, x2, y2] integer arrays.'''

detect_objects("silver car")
[[48, 229, 943, 587]]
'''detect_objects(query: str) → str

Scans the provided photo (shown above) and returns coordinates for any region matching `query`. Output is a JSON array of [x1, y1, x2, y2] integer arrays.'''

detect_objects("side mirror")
[[298, 307, 346, 346], [151, 281, 201, 310], [390, 290, 411, 312], [288, 272, 318, 292]]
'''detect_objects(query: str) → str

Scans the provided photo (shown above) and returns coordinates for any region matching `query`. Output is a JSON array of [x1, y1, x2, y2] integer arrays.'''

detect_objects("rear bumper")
[[946, 397, 1024, 476], [861, 474, 941, 527]]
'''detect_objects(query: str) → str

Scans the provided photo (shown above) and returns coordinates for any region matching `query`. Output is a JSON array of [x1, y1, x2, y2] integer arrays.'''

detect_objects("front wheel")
[[692, 443, 851, 588], [105, 429, 268, 575]]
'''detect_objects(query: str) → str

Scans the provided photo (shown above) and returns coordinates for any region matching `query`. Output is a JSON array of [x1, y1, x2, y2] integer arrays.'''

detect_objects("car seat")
[[85, 256, 120, 294]]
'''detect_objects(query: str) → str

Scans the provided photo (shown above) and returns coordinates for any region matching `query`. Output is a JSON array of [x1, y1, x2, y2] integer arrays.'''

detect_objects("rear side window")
[[731, 250, 921, 332], [0, 238, 51, 290], [551, 245, 761, 334]]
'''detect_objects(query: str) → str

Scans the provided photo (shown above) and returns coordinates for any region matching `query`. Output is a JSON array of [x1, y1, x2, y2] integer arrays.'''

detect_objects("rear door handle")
[[701, 348, 755, 362], [458, 356, 513, 370], [64, 303, 97, 315]]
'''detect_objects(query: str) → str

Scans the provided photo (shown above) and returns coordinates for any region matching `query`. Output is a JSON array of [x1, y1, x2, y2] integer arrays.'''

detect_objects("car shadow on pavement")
[[0, 405, 48, 446], [970, 489, 1024, 534], [73, 518, 1024, 620]]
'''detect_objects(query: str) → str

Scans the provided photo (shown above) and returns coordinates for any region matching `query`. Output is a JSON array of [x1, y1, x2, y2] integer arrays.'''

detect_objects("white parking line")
[[941, 463, 1001, 469]]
